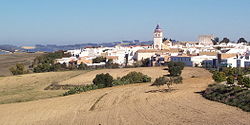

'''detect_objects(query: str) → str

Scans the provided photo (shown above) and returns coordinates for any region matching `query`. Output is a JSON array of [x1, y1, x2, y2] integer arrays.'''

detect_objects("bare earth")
[[0, 67, 249, 125]]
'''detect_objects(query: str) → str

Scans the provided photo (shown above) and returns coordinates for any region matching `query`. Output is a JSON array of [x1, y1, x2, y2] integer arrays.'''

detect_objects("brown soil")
[[0, 67, 249, 125]]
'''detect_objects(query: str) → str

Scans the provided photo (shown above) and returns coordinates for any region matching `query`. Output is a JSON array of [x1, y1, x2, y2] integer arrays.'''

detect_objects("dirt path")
[[0, 68, 249, 125]]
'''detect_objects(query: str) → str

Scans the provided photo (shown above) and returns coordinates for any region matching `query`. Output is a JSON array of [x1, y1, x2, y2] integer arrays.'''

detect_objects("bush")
[[64, 72, 152, 96], [212, 71, 226, 83], [63, 84, 105, 96], [105, 59, 120, 69], [151, 76, 171, 89], [93, 73, 113, 87], [237, 75, 244, 85], [93, 56, 106, 63], [121, 72, 151, 83], [226, 75, 235, 85], [243, 77, 250, 88], [168, 61, 184, 76], [170, 76, 183, 84], [9, 63, 29, 75], [203, 84, 250, 112], [78, 62, 88, 70]]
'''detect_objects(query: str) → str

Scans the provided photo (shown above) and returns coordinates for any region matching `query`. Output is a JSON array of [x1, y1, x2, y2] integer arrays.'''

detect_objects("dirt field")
[[0, 53, 43, 76], [0, 67, 249, 125], [0, 71, 86, 104]]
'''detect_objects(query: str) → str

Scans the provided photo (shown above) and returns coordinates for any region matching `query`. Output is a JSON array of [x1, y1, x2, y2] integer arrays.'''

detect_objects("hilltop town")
[[54, 24, 250, 69]]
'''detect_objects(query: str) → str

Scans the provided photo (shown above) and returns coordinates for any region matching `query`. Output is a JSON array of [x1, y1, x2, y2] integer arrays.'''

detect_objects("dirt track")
[[0, 67, 249, 125]]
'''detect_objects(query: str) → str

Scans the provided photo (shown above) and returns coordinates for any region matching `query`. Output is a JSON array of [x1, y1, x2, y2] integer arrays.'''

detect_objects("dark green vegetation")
[[120, 71, 152, 84], [0, 53, 43, 76], [211, 67, 250, 87], [93, 73, 114, 87], [31, 53, 119, 73], [203, 84, 250, 112], [212, 71, 226, 83], [63, 72, 151, 96], [212, 37, 249, 45], [32, 51, 71, 73], [151, 61, 184, 89], [205, 67, 250, 112], [92, 56, 106, 63], [9, 63, 29, 75], [167, 61, 184, 76]]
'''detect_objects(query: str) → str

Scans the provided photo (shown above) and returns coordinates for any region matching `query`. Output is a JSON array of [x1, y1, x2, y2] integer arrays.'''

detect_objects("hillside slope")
[[0, 67, 249, 125], [0, 53, 43, 76]]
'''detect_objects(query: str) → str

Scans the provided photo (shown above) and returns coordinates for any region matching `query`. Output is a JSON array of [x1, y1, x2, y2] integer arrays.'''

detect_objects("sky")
[[0, 0, 250, 46]]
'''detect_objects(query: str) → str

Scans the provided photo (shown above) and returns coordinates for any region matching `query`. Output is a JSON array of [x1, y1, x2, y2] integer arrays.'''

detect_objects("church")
[[153, 24, 172, 50]]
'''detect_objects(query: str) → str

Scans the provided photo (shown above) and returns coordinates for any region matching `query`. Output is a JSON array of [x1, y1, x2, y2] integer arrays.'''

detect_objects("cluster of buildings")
[[55, 24, 250, 69]]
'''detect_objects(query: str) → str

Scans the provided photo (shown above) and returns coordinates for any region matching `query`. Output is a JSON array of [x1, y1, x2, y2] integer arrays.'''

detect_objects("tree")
[[237, 75, 244, 85], [105, 59, 119, 69], [121, 71, 151, 83], [237, 38, 248, 44], [212, 71, 226, 82], [168, 66, 182, 76], [92, 56, 106, 63], [168, 61, 184, 76], [78, 62, 88, 70], [243, 77, 250, 88], [212, 37, 219, 45], [93, 73, 113, 87], [226, 75, 235, 85], [141, 58, 151, 67], [9, 63, 29, 75], [220, 37, 230, 44], [151, 76, 172, 89]]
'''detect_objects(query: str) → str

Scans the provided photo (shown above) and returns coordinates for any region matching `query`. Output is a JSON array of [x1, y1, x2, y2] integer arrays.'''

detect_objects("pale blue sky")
[[0, 0, 250, 45]]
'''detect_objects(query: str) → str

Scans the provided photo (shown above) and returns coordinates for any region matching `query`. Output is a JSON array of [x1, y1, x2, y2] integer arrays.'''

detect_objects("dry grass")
[[0, 71, 86, 104], [0, 67, 249, 125], [59, 67, 169, 85], [0, 53, 43, 76]]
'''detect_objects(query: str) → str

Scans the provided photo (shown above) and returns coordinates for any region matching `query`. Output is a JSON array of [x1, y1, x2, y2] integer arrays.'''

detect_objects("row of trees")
[[64, 72, 152, 95], [212, 37, 248, 45], [212, 67, 250, 88]]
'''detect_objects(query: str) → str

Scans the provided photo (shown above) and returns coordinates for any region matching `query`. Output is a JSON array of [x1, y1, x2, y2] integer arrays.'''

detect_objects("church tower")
[[153, 24, 163, 50]]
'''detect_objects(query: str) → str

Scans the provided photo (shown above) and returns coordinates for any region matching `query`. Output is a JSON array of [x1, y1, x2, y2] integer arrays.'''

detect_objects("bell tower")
[[153, 24, 163, 50]]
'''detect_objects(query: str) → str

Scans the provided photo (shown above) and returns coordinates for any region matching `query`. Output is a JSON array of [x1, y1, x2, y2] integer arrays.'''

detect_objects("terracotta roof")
[[219, 53, 237, 59], [106, 56, 118, 60], [136, 49, 169, 53], [199, 52, 218, 56]]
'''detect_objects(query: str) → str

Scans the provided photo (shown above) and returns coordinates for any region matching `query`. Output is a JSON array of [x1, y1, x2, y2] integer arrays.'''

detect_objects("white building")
[[153, 24, 163, 50], [198, 35, 214, 46], [171, 55, 217, 67]]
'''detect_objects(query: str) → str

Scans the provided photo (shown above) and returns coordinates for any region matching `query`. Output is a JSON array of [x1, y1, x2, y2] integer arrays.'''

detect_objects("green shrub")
[[237, 75, 244, 85], [152, 76, 168, 86], [203, 84, 250, 112], [93, 73, 114, 87], [226, 75, 235, 85], [64, 72, 152, 96], [168, 61, 184, 76], [78, 62, 88, 70], [243, 77, 250, 88], [9, 63, 29, 75], [121, 72, 151, 83], [63, 84, 105, 96], [170, 76, 183, 84], [212, 71, 226, 82], [112, 79, 129, 86], [93, 56, 106, 63]]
